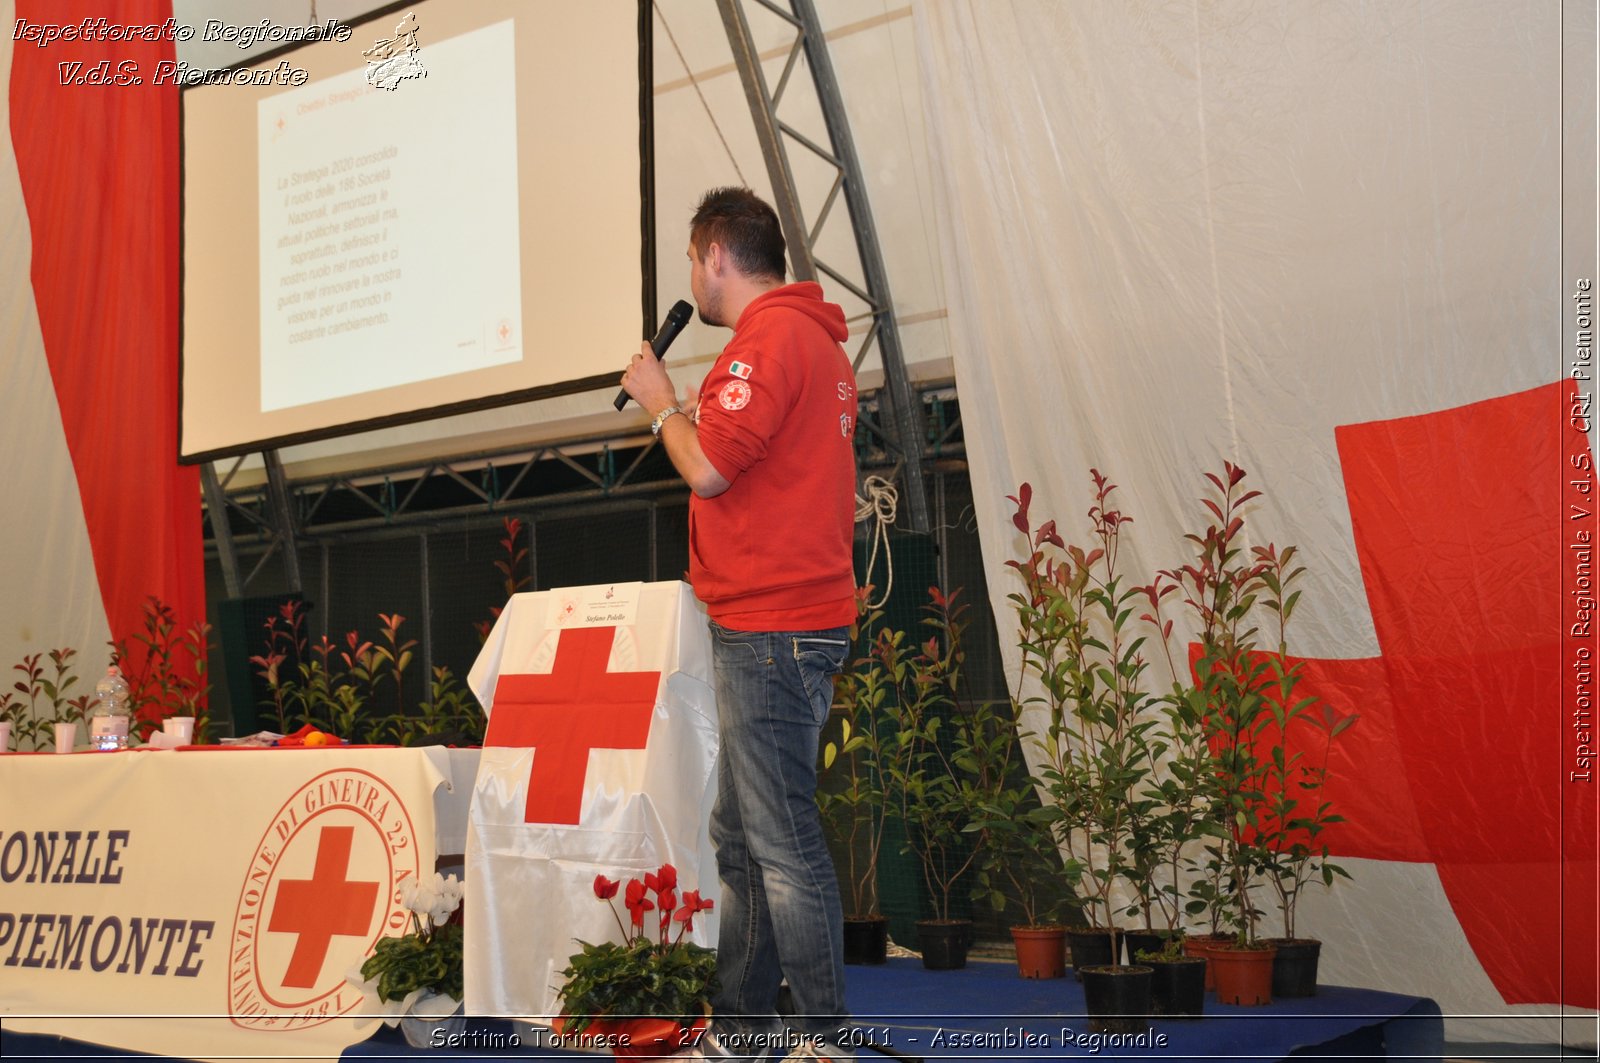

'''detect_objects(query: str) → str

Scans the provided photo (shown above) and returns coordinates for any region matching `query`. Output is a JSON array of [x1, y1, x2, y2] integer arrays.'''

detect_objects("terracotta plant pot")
[[916, 919, 971, 970], [1209, 943, 1278, 1006], [843, 916, 889, 966], [1079, 965, 1153, 1035], [1263, 937, 1322, 998], [1010, 925, 1067, 979], [552, 1013, 710, 1058], [1066, 927, 1122, 981], [1182, 933, 1233, 991]]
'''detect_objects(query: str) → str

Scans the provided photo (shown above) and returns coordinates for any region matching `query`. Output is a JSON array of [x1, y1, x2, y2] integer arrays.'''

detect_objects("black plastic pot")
[[1264, 937, 1321, 998], [916, 920, 971, 970], [1079, 965, 1152, 1035], [842, 917, 889, 966], [1145, 956, 1206, 1017], [1066, 928, 1121, 980], [1122, 927, 1182, 964]]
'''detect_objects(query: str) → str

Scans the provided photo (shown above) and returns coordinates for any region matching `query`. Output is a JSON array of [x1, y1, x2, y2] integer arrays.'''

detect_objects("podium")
[[464, 580, 719, 1018]]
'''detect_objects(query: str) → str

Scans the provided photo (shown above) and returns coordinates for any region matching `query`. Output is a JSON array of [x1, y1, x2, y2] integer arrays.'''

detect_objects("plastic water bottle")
[[90, 666, 132, 751]]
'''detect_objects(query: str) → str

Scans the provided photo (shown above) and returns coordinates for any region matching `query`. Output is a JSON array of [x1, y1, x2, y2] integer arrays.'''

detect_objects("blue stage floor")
[[841, 956, 1442, 1060], [346, 957, 1442, 1061], [1, 956, 1445, 1062]]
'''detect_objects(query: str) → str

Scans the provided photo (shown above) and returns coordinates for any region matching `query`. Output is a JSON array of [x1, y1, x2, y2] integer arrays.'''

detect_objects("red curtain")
[[10, 0, 204, 705]]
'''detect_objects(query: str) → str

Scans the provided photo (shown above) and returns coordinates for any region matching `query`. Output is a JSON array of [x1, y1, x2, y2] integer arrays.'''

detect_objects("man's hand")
[[620, 341, 678, 415], [620, 355, 730, 499]]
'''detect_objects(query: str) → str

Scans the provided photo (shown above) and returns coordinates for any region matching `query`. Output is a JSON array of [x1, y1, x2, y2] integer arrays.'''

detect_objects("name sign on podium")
[[464, 580, 719, 1018]]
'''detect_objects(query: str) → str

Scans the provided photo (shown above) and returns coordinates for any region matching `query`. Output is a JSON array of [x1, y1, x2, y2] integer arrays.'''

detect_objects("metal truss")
[[203, 383, 962, 587], [715, 0, 931, 533]]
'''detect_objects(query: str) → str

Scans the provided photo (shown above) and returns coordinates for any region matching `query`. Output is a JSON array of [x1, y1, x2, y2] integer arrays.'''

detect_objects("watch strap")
[[651, 406, 683, 436]]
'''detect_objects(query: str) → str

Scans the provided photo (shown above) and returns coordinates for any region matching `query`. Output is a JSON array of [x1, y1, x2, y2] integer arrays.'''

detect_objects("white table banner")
[[0, 746, 454, 1060], [465, 580, 719, 1018]]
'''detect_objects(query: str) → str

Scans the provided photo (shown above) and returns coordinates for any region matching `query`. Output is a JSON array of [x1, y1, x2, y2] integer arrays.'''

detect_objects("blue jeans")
[[708, 622, 850, 1047]]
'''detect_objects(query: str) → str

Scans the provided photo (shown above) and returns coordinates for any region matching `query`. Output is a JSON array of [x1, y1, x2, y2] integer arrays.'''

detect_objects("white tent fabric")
[[916, 0, 1592, 1046]]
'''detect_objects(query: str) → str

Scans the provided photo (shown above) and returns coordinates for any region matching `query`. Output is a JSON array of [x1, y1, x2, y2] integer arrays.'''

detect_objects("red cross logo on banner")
[[486, 626, 662, 825], [267, 825, 381, 988]]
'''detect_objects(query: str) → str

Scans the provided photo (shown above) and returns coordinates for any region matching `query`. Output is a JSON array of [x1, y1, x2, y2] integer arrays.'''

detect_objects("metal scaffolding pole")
[[714, 0, 931, 533], [262, 450, 304, 593], [200, 462, 242, 598]]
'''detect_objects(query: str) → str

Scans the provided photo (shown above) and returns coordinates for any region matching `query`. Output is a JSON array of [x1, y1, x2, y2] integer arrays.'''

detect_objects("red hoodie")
[[690, 282, 858, 630]]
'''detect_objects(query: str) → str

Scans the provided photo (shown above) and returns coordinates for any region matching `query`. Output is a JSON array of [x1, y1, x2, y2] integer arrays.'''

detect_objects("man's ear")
[[703, 241, 725, 277]]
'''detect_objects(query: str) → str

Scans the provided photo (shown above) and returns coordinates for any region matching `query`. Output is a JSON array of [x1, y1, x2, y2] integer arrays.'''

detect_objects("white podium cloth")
[[464, 581, 719, 1018]]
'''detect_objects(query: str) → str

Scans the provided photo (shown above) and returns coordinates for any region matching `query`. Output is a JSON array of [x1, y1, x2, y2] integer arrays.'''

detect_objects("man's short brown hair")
[[689, 187, 787, 283]]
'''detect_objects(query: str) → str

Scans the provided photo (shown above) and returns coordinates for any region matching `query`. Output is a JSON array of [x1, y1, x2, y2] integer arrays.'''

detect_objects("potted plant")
[[1154, 462, 1287, 1005], [1, 650, 68, 752], [968, 746, 1072, 979], [352, 871, 466, 1048], [876, 588, 985, 970], [1251, 542, 1356, 998], [378, 664, 487, 747], [45, 650, 94, 752], [113, 596, 213, 742], [1006, 474, 1155, 1029], [554, 863, 717, 1056], [1120, 572, 1230, 1014], [251, 603, 467, 745], [0, 692, 17, 753], [818, 590, 893, 964]]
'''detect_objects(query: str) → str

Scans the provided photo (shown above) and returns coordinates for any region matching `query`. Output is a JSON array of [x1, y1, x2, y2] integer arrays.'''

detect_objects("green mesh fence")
[[204, 469, 1057, 948]]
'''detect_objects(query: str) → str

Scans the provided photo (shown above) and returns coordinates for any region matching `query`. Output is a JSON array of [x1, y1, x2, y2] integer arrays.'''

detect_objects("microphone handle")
[[614, 309, 691, 411]]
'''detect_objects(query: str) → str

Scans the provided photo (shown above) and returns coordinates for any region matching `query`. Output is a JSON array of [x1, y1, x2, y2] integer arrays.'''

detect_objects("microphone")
[[614, 300, 695, 411]]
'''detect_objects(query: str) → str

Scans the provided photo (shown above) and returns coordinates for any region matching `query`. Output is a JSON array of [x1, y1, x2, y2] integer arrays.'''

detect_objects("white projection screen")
[[180, 0, 649, 462]]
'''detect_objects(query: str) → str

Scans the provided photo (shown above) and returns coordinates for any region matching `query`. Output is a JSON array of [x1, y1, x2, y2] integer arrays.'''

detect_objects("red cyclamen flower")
[[625, 879, 655, 928], [593, 874, 619, 900], [673, 890, 714, 932]]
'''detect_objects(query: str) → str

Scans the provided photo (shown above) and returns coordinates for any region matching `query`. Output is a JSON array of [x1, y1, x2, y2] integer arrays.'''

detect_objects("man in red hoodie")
[[621, 188, 858, 1058]]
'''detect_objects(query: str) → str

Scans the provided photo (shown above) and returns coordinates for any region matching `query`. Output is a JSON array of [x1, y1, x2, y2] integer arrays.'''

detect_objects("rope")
[[854, 474, 897, 609], [653, 2, 747, 186]]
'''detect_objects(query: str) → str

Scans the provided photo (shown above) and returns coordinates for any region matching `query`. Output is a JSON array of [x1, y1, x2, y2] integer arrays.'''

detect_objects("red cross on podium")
[[486, 625, 663, 825], [268, 825, 381, 988]]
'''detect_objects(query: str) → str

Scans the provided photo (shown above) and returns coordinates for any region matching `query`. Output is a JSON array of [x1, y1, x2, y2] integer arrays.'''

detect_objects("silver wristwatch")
[[650, 406, 683, 436]]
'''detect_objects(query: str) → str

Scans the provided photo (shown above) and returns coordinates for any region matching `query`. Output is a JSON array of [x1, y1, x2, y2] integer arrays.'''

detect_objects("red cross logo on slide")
[[487, 626, 662, 824], [267, 825, 381, 988]]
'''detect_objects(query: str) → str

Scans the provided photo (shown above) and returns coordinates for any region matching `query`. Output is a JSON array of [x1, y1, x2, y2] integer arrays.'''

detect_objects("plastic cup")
[[54, 721, 79, 754], [164, 717, 196, 745]]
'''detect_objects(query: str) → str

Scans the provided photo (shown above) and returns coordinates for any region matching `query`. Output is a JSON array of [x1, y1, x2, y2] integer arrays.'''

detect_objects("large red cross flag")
[[464, 581, 720, 1019], [917, 4, 1597, 1047]]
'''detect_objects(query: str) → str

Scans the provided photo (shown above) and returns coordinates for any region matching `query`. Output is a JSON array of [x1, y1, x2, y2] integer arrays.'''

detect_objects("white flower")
[[401, 871, 463, 928]]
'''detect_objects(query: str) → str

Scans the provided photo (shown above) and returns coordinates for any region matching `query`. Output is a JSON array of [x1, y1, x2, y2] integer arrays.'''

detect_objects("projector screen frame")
[[176, 0, 656, 465]]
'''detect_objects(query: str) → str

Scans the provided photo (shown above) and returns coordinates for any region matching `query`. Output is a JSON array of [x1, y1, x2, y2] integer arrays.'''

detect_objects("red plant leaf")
[[1007, 483, 1033, 534]]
